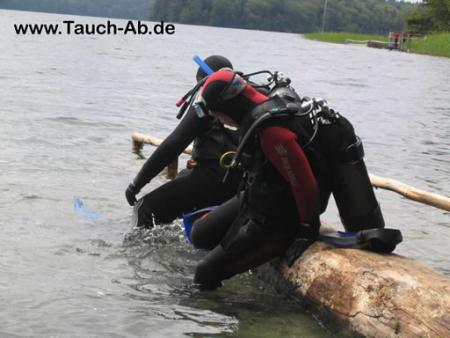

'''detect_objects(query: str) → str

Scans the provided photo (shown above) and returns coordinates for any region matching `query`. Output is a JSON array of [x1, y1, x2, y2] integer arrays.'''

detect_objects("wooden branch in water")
[[166, 160, 178, 180], [131, 131, 191, 179], [370, 174, 450, 212], [131, 131, 193, 155]]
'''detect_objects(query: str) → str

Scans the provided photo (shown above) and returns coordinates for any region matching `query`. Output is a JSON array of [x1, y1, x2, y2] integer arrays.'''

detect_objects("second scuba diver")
[[125, 56, 241, 228], [188, 69, 389, 289]]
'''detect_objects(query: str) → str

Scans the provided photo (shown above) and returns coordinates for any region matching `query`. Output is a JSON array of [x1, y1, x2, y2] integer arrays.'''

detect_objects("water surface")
[[1, 9, 449, 337]]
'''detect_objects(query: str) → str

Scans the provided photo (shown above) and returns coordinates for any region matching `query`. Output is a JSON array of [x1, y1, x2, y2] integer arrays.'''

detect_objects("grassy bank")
[[304, 32, 387, 44], [304, 32, 450, 58], [404, 32, 450, 58]]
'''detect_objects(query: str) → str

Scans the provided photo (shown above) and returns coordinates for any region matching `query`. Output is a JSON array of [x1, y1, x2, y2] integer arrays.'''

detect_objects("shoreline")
[[304, 32, 450, 58]]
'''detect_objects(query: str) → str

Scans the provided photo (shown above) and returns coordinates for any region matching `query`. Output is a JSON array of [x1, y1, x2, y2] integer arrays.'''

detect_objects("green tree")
[[210, 0, 243, 27], [149, 0, 416, 34], [407, 0, 450, 32], [0, 0, 153, 20], [428, 0, 450, 30]]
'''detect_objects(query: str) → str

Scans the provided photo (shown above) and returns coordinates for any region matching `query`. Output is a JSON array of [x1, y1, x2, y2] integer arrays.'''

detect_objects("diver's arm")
[[259, 126, 319, 222], [132, 107, 213, 192]]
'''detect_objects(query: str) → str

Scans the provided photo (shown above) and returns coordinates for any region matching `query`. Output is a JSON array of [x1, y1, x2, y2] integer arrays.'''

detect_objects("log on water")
[[131, 131, 193, 155], [131, 132, 450, 212], [257, 242, 450, 338], [131, 131, 193, 179], [370, 174, 450, 212], [130, 132, 450, 336]]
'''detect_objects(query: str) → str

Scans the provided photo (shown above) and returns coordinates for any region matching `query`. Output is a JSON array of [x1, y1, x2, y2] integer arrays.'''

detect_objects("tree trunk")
[[257, 243, 450, 337]]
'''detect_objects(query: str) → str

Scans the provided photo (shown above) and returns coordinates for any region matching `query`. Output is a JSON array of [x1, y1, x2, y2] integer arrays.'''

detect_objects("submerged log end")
[[166, 160, 178, 180], [259, 243, 450, 337], [131, 131, 144, 153]]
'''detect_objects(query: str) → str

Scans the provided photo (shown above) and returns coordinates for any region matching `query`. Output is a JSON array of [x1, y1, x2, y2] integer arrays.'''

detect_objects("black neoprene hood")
[[196, 55, 233, 82]]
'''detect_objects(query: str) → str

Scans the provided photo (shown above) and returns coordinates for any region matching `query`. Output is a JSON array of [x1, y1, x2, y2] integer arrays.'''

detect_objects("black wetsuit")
[[191, 107, 387, 287], [190, 70, 385, 289], [131, 106, 241, 228], [190, 97, 320, 289]]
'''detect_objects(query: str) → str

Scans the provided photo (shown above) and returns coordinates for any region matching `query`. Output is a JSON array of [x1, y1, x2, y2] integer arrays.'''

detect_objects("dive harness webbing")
[[222, 96, 326, 182]]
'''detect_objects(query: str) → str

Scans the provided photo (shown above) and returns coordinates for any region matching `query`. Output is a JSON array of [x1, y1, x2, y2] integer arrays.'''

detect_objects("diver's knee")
[[194, 260, 211, 284], [194, 260, 222, 290], [190, 221, 216, 250]]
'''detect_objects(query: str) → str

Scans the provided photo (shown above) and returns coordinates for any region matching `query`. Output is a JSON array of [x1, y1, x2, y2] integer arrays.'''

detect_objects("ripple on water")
[[1, 9, 448, 337], [38, 116, 126, 128], [16, 194, 60, 204]]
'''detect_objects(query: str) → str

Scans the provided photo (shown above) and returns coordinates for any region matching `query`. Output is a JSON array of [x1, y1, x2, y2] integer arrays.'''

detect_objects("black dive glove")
[[125, 183, 139, 206], [285, 218, 321, 267]]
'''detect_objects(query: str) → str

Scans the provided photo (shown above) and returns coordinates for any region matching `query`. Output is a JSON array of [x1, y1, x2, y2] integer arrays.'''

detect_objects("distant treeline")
[[407, 0, 450, 32], [0, 0, 155, 20], [1, 0, 424, 35], [150, 0, 417, 34]]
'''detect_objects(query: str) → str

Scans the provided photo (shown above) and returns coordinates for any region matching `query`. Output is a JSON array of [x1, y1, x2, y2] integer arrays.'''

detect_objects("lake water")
[[1, 9, 449, 337]]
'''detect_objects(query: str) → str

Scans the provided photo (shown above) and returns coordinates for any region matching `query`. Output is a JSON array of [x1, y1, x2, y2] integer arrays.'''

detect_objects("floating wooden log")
[[131, 131, 192, 179], [131, 131, 193, 155], [367, 40, 391, 49], [370, 174, 450, 212], [345, 39, 370, 46], [256, 242, 450, 337]]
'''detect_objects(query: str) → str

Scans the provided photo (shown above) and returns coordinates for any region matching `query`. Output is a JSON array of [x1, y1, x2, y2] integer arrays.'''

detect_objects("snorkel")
[[193, 55, 214, 76], [175, 55, 293, 120], [176, 55, 215, 119]]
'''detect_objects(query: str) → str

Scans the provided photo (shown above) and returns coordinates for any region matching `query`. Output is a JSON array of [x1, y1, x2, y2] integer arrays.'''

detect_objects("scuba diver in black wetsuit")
[[125, 55, 242, 229], [185, 69, 400, 290]]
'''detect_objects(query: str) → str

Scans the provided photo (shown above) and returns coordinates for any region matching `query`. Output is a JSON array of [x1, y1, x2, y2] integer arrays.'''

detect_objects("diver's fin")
[[320, 228, 403, 253], [320, 231, 359, 248], [358, 228, 403, 253], [73, 196, 100, 222], [182, 206, 217, 243]]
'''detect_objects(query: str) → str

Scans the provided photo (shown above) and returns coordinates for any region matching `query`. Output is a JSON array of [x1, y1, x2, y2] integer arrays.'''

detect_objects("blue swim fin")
[[320, 228, 403, 253], [320, 231, 359, 248], [182, 206, 217, 243], [73, 196, 100, 222]]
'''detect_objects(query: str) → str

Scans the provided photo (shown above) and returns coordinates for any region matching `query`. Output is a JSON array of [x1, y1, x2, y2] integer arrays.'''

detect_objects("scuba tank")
[[312, 106, 385, 231], [330, 145, 386, 232]]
